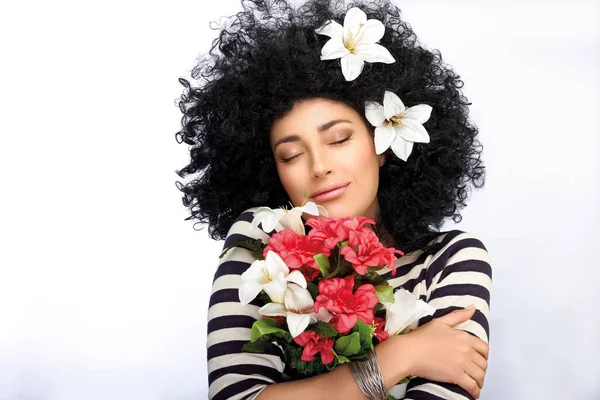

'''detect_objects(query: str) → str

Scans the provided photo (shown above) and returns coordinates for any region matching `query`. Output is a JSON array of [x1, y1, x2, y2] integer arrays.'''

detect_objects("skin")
[[270, 97, 386, 221], [262, 98, 489, 398]]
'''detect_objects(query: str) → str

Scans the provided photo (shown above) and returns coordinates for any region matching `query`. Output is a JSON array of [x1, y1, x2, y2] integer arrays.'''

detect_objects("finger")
[[437, 306, 476, 327], [464, 360, 485, 390], [469, 336, 489, 360], [470, 348, 488, 372], [457, 372, 481, 399]]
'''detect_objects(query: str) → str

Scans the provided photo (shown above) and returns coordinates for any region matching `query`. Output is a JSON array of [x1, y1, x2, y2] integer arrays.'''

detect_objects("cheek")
[[351, 137, 379, 175], [276, 164, 305, 204]]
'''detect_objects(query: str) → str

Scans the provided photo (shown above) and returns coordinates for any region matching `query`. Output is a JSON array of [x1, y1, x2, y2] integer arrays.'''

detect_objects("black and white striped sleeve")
[[206, 208, 286, 400], [404, 230, 493, 400]]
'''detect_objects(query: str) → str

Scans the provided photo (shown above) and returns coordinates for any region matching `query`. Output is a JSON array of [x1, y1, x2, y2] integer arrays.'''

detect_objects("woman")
[[174, 0, 492, 399]]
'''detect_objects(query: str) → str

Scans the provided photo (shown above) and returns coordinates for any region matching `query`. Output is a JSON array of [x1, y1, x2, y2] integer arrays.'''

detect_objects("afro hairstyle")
[[174, 0, 486, 254]]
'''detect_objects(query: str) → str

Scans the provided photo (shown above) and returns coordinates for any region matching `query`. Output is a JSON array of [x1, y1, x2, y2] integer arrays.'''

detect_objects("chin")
[[317, 201, 361, 219]]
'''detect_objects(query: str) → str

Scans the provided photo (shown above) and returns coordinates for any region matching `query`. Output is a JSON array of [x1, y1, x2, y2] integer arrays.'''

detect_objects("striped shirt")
[[207, 207, 492, 399]]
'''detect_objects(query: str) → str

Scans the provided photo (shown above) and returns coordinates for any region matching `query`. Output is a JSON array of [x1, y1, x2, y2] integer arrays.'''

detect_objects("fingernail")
[[465, 304, 475, 310]]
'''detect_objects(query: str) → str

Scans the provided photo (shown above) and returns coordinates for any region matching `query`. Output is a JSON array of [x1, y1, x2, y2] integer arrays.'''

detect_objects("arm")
[[257, 332, 413, 399], [209, 209, 414, 400], [207, 208, 285, 400], [403, 230, 493, 400]]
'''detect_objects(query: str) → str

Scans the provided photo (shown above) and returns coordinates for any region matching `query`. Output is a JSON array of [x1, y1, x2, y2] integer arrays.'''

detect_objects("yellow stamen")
[[389, 117, 403, 127], [346, 23, 365, 53]]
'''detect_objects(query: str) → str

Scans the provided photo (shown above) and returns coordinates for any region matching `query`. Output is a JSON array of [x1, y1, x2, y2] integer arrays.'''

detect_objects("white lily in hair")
[[381, 288, 436, 336], [315, 7, 396, 81], [365, 90, 432, 161], [259, 283, 333, 338], [239, 251, 307, 305], [251, 198, 328, 235]]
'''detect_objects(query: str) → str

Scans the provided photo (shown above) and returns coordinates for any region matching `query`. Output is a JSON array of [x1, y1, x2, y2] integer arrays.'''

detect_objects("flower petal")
[[353, 43, 395, 64], [251, 207, 274, 230], [286, 270, 307, 289], [285, 283, 314, 311], [343, 7, 368, 47], [320, 38, 350, 60], [383, 91, 406, 119], [239, 281, 263, 305], [287, 312, 312, 338], [373, 125, 396, 155], [258, 302, 287, 317], [396, 119, 430, 143], [364, 101, 386, 127], [241, 259, 268, 284], [340, 53, 365, 81], [299, 202, 320, 216], [390, 135, 414, 162], [402, 104, 432, 124], [262, 273, 287, 303], [315, 20, 343, 39], [265, 251, 289, 277], [279, 208, 306, 235], [316, 205, 329, 217], [360, 19, 386, 43], [313, 307, 333, 323], [252, 207, 285, 232], [382, 289, 435, 335]]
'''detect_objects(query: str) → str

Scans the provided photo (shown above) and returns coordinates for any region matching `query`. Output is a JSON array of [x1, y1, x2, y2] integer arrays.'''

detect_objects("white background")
[[1, 0, 598, 399]]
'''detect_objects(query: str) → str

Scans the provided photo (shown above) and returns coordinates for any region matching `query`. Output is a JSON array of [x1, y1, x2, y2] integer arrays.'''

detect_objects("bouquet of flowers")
[[220, 200, 435, 385]]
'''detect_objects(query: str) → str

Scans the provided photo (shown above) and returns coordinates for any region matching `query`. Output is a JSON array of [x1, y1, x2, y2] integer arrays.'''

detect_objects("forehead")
[[270, 98, 361, 140]]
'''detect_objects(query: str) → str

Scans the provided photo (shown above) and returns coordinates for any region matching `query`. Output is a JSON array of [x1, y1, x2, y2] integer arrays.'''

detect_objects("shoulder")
[[422, 229, 492, 294], [223, 207, 270, 249], [427, 229, 491, 262], [419, 230, 493, 342]]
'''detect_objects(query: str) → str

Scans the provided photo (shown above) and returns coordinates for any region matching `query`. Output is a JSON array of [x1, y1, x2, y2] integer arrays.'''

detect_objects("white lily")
[[365, 90, 433, 161], [315, 7, 395, 81], [259, 283, 333, 338], [239, 251, 307, 305], [381, 288, 436, 336], [251, 201, 328, 235]]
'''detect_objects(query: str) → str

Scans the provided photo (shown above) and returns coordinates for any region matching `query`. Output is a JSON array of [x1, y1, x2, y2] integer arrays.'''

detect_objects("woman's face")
[[270, 98, 386, 220]]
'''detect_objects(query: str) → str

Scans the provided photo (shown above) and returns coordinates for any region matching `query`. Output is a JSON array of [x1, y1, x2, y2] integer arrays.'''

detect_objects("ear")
[[378, 152, 387, 167]]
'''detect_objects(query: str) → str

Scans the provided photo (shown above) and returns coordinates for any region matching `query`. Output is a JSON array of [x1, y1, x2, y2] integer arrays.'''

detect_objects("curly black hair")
[[174, 0, 486, 255]]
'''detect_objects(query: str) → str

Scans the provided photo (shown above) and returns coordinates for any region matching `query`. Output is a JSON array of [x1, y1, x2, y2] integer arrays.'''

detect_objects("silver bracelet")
[[348, 348, 388, 400]]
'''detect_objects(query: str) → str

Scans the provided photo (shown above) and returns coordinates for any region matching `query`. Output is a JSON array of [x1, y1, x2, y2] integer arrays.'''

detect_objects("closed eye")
[[331, 136, 352, 146], [280, 135, 353, 164]]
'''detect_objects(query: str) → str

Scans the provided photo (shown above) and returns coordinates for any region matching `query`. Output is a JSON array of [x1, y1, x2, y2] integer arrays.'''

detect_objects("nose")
[[310, 148, 332, 178]]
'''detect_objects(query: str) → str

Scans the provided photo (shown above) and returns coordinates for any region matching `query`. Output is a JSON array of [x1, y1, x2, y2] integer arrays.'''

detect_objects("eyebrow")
[[272, 119, 353, 151]]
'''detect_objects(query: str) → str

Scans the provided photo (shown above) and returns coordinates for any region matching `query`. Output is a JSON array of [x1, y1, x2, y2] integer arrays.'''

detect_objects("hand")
[[400, 306, 489, 399]]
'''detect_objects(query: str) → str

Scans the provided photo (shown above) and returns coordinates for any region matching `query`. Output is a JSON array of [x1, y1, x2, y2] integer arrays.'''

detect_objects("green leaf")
[[375, 284, 395, 303], [349, 348, 368, 362], [312, 321, 339, 337], [306, 281, 319, 299], [332, 349, 351, 364], [352, 319, 374, 351], [313, 253, 330, 277], [219, 239, 266, 260], [337, 240, 349, 248], [334, 332, 361, 357], [258, 291, 272, 305], [363, 269, 388, 286], [386, 395, 397, 400], [250, 318, 292, 343], [242, 338, 275, 354], [398, 377, 410, 384]]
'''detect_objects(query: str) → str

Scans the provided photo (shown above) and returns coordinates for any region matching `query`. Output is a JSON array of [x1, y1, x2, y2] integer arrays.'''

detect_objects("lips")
[[310, 182, 350, 199]]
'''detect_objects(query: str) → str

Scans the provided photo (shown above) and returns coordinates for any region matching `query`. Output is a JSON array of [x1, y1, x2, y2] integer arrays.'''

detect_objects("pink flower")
[[306, 216, 375, 253], [340, 229, 404, 276], [373, 316, 389, 342], [263, 230, 322, 281], [313, 275, 378, 334], [293, 331, 335, 365]]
